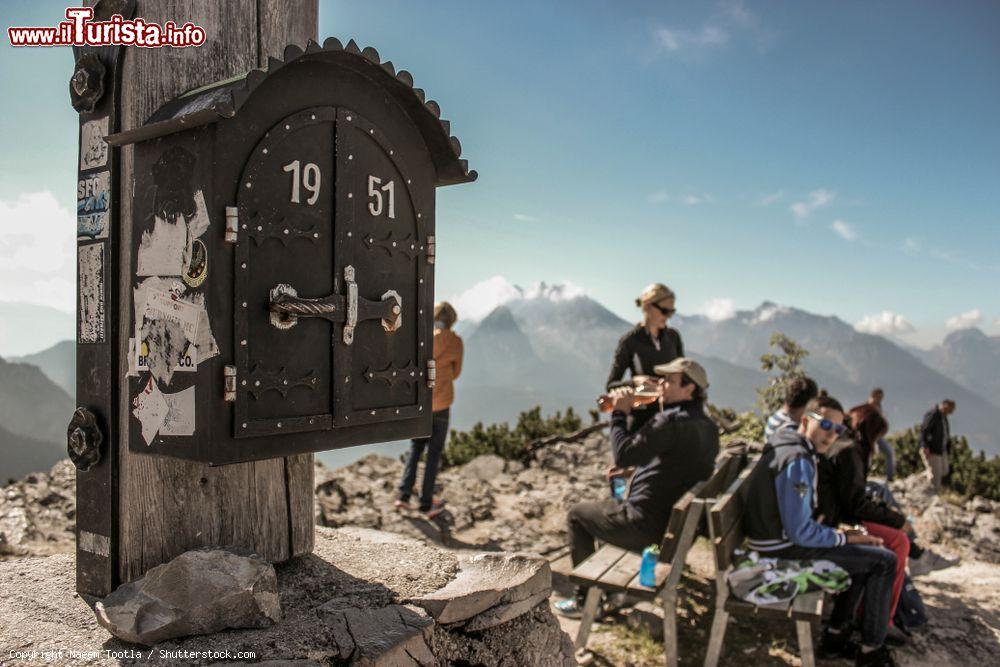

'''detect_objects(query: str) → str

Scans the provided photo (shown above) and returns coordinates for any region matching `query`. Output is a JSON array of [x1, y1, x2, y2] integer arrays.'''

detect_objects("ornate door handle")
[[268, 265, 402, 344]]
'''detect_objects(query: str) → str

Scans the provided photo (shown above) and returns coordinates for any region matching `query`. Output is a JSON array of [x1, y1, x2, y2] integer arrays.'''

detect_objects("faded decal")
[[78, 243, 105, 343], [187, 189, 211, 239], [153, 146, 197, 222], [137, 338, 197, 374], [77, 171, 111, 239], [80, 116, 109, 171], [137, 215, 186, 276], [132, 281, 207, 384], [78, 530, 111, 557], [132, 376, 169, 445], [160, 386, 195, 436], [183, 238, 207, 288]]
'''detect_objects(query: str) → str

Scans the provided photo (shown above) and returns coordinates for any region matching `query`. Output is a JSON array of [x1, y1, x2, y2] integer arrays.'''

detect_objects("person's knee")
[[876, 547, 897, 574]]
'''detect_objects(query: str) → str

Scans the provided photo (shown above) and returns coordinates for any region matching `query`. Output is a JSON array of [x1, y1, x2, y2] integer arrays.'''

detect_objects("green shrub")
[[442, 406, 582, 469], [874, 425, 1000, 501]]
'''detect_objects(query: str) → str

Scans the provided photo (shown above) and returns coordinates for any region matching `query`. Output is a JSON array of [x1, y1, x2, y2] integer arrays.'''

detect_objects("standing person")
[[395, 302, 464, 519], [765, 376, 819, 440], [556, 358, 718, 617], [606, 283, 684, 432], [852, 388, 896, 481], [743, 394, 898, 667], [920, 399, 956, 493]]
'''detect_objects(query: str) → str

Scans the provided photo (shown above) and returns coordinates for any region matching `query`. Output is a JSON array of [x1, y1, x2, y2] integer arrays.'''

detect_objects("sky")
[[1, 1, 999, 348]]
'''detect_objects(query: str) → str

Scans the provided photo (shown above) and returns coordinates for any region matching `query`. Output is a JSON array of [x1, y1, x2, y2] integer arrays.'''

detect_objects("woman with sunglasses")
[[606, 283, 684, 432], [816, 404, 911, 646]]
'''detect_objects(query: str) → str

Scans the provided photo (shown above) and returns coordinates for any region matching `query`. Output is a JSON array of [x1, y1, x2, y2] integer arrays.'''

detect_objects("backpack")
[[893, 574, 928, 631]]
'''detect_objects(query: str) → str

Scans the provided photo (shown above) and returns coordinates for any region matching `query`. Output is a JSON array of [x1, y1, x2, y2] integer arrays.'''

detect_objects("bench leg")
[[795, 621, 815, 667], [703, 607, 729, 667], [574, 587, 603, 650], [659, 588, 678, 667]]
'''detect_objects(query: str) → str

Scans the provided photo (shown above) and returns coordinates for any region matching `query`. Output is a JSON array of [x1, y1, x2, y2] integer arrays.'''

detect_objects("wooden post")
[[114, 0, 318, 584]]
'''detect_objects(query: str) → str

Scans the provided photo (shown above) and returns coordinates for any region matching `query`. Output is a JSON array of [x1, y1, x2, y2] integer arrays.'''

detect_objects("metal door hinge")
[[426, 235, 436, 264], [427, 359, 436, 389], [225, 206, 239, 243], [224, 365, 237, 401]]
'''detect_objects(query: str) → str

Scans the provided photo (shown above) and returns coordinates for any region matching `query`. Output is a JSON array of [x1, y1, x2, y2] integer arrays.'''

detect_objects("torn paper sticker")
[[77, 171, 111, 239], [161, 386, 195, 436], [78, 243, 105, 343], [80, 116, 109, 171], [133, 337, 198, 375], [134, 286, 202, 385], [132, 377, 169, 445], [137, 215, 186, 276], [187, 189, 211, 240]]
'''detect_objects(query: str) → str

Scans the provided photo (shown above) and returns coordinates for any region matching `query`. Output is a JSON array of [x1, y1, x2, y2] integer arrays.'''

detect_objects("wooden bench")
[[703, 456, 825, 667], [569, 452, 745, 667]]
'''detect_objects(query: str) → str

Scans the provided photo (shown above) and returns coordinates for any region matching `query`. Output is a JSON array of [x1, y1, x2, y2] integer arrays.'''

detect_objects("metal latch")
[[224, 365, 237, 402], [225, 206, 238, 243], [343, 265, 358, 345], [427, 359, 436, 389], [426, 235, 436, 264]]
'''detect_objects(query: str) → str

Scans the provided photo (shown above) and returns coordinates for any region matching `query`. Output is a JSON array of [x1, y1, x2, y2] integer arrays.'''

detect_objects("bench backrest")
[[659, 452, 746, 562], [709, 454, 763, 572]]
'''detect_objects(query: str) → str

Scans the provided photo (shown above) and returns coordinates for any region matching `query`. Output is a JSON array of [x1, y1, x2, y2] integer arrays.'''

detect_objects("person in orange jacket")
[[396, 301, 464, 518]]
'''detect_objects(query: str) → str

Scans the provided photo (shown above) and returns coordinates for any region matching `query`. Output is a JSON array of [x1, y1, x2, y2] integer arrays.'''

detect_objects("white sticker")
[[143, 288, 201, 342], [77, 171, 111, 239], [80, 116, 109, 171], [132, 377, 169, 445], [78, 243, 105, 343], [137, 215, 186, 276], [161, 386, 196, 437], [136, 338, 198, 374], [187, 189, 211, 240], [78, 530, 111, 557]]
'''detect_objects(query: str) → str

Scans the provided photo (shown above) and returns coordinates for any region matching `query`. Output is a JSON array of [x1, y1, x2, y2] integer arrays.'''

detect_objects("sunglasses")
[[807, 412, 848, 436], [650, 303, 676, 317]]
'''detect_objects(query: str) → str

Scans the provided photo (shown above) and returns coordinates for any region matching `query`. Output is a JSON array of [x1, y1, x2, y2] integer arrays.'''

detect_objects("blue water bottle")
[[640, 545, 660, 587], [611, 476, 627, 500]]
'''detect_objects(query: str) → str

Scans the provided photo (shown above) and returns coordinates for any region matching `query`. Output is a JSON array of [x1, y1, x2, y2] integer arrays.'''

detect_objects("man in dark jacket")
[[920, 400, 955, 492], [555, 358, 718, 618], [743, 394, 898, 667]]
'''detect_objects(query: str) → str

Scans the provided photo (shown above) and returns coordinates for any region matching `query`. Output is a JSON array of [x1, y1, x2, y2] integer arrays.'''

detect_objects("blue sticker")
[[78, 171, 111, 239]]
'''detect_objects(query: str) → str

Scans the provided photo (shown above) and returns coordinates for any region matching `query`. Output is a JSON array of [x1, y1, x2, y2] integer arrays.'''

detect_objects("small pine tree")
[[441, 405, 583, 469], [757, 332, 809, 414]]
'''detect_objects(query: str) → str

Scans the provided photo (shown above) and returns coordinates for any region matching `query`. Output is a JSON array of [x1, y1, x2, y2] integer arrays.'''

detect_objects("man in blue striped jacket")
[[744, 394, 899, 667]]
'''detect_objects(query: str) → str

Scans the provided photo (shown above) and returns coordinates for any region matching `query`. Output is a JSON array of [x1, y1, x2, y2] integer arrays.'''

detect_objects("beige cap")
[[635, 283, 676, 307], [653, 357, 709, 390]]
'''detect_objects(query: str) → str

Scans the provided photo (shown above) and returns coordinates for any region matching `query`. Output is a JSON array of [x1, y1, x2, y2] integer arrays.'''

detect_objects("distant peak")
[[522, 281, 588, 302]]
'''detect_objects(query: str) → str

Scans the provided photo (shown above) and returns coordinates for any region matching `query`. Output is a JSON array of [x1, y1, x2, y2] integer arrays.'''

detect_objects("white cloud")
[[758, 190, 783, 206], [655, 25, 728, 54], [512, 213, 538, 223], [700, 297, 736, 321], [830, 219, 858, 241], [681, 193, 713, 206], [647, 190, 670, 204], [450, 275, 523, 322], [945, 309, 982, 331], [523, 281, 588, 302], [0, 191, 75, 312], [855, 311, 915, 336], [789, 188, 835, 220]]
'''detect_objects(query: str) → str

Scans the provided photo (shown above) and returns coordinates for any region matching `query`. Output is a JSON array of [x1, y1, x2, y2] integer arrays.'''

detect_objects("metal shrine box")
[[107, 39, 476, 465]]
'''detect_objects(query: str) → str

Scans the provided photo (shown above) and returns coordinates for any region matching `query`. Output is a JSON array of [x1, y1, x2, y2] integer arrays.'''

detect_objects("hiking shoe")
[[394, 499, 413, 511], [421, 500, 446, 519], [819, 627, 859, 660], [856, 645, 897, 667], [554, 597, 583, 619], [883, 626, 908, 648]]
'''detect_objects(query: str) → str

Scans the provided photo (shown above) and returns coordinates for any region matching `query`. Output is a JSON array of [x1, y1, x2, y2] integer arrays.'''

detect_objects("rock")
[[317, 602, 435, 665], [624, 600, 665, 640], [411, 552, 551, 629], [463, 454, 508, 482], [94, 548, 281, 645]]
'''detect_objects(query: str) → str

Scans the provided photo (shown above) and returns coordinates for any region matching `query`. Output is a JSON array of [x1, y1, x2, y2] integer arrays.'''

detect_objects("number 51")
[[368, 175, 395, 219]]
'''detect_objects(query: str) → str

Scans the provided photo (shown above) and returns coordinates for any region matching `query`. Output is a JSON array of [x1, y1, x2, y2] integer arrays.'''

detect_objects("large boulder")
[[95, 548, 281, 645], [410, 552, 551, 630]]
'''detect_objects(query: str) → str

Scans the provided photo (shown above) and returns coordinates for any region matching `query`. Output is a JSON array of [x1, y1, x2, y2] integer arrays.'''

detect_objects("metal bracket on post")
[[426, 235, 436, 264], [225, 206, 239, 243], [427, 359, 436, 389], [223, 365, 237, 402], [343, 265, 357, 345]]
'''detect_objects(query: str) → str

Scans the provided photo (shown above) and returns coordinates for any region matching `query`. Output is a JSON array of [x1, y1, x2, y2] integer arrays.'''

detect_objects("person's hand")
[[845, 532, 884, 546], [610, 387, 635, 414], [606, 466, 626, 480]]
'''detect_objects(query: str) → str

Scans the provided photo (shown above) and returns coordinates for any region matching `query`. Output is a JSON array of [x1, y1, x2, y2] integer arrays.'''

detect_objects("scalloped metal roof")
[[106, 38, 476, 186]]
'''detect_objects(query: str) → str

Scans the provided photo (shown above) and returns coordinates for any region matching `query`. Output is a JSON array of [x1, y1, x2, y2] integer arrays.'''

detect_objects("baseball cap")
[[653, 357, 709, 390]]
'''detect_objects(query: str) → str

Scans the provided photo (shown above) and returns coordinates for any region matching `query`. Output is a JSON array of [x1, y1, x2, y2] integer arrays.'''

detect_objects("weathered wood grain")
[[116, 0, 317, 583]]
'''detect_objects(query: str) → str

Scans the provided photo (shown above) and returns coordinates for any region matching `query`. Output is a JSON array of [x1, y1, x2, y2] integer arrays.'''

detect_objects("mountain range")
[[1, 288, 998, 483]]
